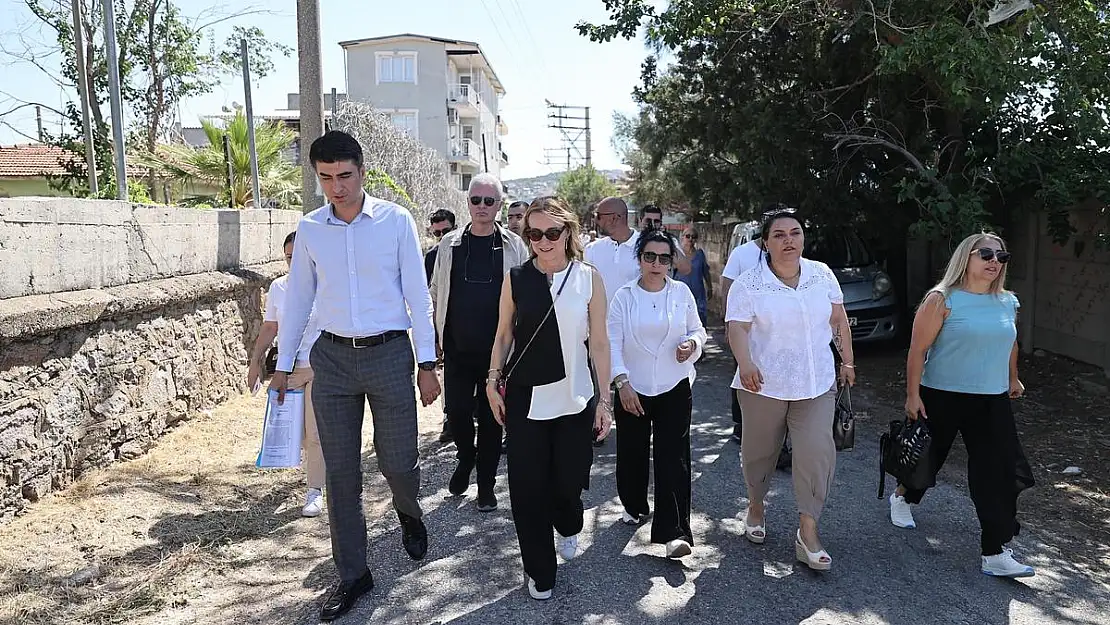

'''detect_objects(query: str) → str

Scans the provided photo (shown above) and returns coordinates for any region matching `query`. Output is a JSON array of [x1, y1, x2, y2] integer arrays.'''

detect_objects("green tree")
[[579, 1, 1110, 245], [137, 112, 299, 208], [7, 0, 290, 197], [556, 164, 619, 217], [612, 111, 689, 215]]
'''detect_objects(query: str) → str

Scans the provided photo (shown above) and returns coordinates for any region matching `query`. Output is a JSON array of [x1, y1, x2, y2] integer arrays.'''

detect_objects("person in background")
[[676, 227, 713, 325], [247, 231, 325, 518], [271, 131, 440, 622], [506, 200, 528, 237], [425, 208, 457, 444], [727, 210, 855, 572], [431, 173, 529, 512], [609, 227, 706, 559], [487, 196, 612, 600], [892, 232, 1035, 578]]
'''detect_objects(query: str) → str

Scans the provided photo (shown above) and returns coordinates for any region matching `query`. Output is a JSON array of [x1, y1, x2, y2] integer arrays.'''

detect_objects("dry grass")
[[0, 391, 445, 625]]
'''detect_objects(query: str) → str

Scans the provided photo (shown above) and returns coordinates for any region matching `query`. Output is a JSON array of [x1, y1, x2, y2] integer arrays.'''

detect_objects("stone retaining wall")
[[0, 262, 286, 521]]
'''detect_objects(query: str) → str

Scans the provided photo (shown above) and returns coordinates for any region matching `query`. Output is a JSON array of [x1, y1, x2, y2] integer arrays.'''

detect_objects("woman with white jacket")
[[608, 227, 707, 558]]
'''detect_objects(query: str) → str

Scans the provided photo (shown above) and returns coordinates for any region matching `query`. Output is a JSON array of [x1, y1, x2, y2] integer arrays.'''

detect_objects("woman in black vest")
[[486, 196, 612, 601]]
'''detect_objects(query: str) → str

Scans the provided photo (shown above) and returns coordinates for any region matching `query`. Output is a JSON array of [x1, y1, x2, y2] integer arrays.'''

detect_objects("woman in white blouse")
[[727, 210, 855, 571], [609, 228, 707, 559]]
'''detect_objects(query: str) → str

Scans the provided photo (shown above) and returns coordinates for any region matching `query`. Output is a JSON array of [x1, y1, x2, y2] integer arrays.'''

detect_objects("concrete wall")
[[0, 197, 301, 299], [0, 198, 298, 520]]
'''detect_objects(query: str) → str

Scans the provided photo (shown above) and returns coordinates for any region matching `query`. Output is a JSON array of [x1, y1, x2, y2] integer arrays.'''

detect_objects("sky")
[[0, 0, 650, 179]]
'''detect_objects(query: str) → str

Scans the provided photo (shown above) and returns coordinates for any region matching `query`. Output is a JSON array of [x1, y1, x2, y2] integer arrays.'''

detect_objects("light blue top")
[[921, 290, 1019, 395]]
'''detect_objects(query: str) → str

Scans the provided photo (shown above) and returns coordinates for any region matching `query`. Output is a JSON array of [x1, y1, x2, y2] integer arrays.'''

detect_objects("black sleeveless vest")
[[504, 260, 568, 388]]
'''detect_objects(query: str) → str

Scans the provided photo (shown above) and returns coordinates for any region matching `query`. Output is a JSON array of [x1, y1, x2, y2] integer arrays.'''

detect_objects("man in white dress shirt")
[[271, 131, 441, 622]]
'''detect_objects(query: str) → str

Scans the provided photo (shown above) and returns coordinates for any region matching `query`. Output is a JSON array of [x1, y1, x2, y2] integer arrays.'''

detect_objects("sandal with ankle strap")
[[795, 530, 832, 571], [743, 510, 766, 544]]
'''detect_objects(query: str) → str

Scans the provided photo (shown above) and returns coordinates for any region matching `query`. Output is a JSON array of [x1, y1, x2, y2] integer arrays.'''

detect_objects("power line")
[[477, 0, 514, 56], [506, 0, 552, 77], [545, 101, 591, 171]]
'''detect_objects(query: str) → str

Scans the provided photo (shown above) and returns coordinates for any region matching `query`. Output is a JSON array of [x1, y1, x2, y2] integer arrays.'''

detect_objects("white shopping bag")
[[255, 389, 305, 468]]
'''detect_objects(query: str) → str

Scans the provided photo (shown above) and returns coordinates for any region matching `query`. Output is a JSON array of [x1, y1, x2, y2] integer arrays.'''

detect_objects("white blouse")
[[527, 261, 596, 420], [609, 278, 707, 397], [726, 258, 844, 401]]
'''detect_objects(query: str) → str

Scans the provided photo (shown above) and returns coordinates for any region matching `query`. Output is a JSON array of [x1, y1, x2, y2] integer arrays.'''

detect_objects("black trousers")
[[902, 386, 1034, 556], [730, 357, 743, 426], [505, 389, 594, 592], [615, 379, 694, 545], [443, 350, 502, 492]]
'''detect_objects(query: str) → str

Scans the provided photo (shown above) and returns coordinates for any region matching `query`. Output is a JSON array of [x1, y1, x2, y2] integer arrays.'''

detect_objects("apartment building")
[[340, 33, 509, 191]]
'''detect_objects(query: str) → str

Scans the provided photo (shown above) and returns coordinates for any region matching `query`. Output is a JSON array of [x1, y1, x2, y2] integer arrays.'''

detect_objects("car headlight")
[[873, 272, 893, 300]]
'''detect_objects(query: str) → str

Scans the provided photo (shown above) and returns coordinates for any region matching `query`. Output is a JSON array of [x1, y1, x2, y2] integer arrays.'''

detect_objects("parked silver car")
[[729, 222, 899, 342]]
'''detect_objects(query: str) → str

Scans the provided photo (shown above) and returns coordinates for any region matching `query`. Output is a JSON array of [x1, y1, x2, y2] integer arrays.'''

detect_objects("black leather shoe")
[[731, 424, 743, 444], [476, 489, 497, 512], [438, 420, 453, 444], [398, 512, 428, 561], [320, 570, 374, 622], [448, 460, 473, 495]]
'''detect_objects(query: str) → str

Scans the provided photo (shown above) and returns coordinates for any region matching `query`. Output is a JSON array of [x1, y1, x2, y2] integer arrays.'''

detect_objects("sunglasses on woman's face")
[[641, 252, 673, 266], [470, 196, 497, 207], [524, 226, 566, 242], [972, 248, 1011, 264]]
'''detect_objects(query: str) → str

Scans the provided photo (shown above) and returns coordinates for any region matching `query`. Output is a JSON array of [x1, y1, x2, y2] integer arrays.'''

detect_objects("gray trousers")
[[310, 334, 423, 581]]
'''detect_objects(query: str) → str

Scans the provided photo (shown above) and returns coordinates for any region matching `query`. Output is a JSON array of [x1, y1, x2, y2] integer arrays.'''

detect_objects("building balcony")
[[448, 83, 480, 118], [448, 138, 482, 169], [497, 115, 508, 135]]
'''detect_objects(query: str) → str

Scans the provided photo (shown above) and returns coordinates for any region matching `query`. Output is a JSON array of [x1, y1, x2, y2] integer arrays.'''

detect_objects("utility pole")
[[297, 0, 324, 213], [35, 106, 43, 141], [222, 134, 234, 209], [545, 101, 591, 171], [71, 0, 98, 195], [103, 0, 128, 200], [241, 39, 261, 209]]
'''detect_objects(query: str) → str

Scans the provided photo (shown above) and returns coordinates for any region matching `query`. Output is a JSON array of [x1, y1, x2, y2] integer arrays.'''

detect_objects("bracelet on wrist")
[[841, 363, 855, 368]]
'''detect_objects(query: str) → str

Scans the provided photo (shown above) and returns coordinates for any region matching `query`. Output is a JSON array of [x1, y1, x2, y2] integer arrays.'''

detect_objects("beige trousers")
[[738, 388, 836, 520], [286, 365, 326, 490]]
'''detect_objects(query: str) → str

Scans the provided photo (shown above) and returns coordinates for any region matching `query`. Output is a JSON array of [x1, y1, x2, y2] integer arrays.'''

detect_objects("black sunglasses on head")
[[973, 248, 1011, 264], [470, 196, 497, 207], [524, 226, 566, 242], [641, 251, 673, 266]]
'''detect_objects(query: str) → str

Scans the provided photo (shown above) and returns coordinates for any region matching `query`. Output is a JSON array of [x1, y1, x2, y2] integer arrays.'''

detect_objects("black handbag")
[[833, 385, 855, 451], [878, 418, 934, 499]]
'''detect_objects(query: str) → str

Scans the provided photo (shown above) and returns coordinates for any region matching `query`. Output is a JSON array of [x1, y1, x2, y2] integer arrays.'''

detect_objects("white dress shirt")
[[722, 240, 764, 281], [276, 193, 436, 372], [585, 231, 641, 303], [608, 277, 707, 397], [264, 275, 321, 367], [726, 258, 844, 401]]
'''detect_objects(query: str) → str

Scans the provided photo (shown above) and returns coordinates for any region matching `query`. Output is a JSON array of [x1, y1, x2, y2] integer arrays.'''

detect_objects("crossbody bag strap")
[[502, 262, 574, 384]]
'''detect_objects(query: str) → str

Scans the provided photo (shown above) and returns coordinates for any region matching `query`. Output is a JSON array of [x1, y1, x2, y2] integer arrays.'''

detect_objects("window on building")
[[461, 173, 473, 191], [377, 52, 417, 84], [389, 111, 418, 138]]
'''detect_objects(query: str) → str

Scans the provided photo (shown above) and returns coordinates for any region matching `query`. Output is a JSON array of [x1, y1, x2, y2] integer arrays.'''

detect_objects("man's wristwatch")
[[614, 377, 628, 390], [417, 361, 437, 372]]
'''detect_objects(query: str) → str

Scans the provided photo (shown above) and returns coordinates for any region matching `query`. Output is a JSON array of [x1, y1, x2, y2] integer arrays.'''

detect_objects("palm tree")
[[138, 112, 301, 208]]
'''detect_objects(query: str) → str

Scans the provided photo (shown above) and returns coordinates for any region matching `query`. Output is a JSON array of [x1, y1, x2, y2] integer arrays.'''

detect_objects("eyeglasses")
[[644, 218, 662, 227], [641, 252, 673, 266], [682, 234, 696, 240], [464, 234, 499, 284], [470, 196, 497, 207], [972, 248, 1011, 264], [524, 226, 566, 242], [594, 212, 616, 220], [432, 225, 454, 238]]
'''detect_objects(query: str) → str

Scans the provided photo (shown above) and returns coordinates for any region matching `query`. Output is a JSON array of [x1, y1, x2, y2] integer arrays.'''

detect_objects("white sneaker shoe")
[[621, 510, 647, 526], [302, 488, 324, 518], [665, 539, 692, 559], [555, 532, 578, 561], [982, 548, 1035, 578], [526, 577, 552, 600], [889, 493, 916, 529]]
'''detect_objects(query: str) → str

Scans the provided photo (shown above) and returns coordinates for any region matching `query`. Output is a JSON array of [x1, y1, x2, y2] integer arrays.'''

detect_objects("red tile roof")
[[0, 143, 76, 178]]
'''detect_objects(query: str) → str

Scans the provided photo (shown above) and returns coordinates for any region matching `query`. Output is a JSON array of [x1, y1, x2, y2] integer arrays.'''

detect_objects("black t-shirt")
[[424, 247, 438, 284], [445, 231, 503, 355]]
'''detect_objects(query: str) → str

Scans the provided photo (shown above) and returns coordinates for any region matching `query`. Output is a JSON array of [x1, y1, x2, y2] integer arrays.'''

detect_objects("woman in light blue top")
[[893, 232, 1035, 578]]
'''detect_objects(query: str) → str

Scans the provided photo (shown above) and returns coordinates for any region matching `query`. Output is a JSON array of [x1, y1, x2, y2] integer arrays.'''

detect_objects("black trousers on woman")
[[505, 385, 595, 592], [902, 385, 1034, 556], [615, 379, 694, 545]]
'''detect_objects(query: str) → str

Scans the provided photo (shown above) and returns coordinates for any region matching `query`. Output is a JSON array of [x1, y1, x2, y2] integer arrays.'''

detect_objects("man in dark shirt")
[[429, 173, 529, 511], [424, 209, 457, 444]]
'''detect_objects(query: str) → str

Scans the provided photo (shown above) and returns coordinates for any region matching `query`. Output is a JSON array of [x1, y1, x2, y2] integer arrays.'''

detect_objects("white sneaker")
[[302, 488, 324, 518], [555, 532, 578, 561], [982, 548, 1035, 578], [621, 510, 647, 526], [666, 539, 692, 559], [526, 577, 552, 600], [889, 493, 916, 529]]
